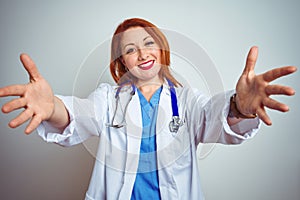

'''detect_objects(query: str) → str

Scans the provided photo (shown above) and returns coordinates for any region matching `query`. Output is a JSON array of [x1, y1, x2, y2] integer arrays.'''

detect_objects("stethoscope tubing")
[[109, 79, 183, 133]]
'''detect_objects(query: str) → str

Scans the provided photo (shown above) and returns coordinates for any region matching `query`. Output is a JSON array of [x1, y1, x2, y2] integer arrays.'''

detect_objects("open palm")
[[235, 46, 297, 125], [0, 54, 55, 134]]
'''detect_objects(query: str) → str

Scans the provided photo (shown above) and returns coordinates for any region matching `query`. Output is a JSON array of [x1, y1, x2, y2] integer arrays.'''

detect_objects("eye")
[[125, 47, 137, 54], [145, 41, 155, 46]]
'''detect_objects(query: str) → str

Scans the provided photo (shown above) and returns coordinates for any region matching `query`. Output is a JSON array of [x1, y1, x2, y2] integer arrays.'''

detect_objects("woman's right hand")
[[0, 54, 55, 134]]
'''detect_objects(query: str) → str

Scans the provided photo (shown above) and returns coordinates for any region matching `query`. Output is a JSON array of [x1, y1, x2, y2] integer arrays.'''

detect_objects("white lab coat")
[[37, 81, 260, 200]]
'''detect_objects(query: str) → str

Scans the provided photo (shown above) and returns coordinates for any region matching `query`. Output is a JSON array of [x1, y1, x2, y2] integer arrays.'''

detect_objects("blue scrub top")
[[130, 87, 162, 200]]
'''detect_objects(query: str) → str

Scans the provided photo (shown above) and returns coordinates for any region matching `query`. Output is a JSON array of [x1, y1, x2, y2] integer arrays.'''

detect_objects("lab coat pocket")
[[171, 123, 192, 168]]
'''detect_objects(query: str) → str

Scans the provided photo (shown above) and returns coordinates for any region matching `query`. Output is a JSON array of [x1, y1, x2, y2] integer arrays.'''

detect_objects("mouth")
[[138, 60, 155, 70]]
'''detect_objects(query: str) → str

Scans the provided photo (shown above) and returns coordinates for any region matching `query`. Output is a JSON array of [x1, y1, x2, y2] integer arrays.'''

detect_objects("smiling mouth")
[[138, 60, 154, 70]]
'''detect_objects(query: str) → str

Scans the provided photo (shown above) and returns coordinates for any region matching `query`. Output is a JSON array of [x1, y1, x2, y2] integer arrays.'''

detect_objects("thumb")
[[20, 53, 41, 81], [242, 46, 258, 75]]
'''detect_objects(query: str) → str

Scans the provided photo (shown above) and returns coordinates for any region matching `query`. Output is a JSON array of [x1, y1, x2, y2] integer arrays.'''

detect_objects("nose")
[[137, 48, 149, 61]]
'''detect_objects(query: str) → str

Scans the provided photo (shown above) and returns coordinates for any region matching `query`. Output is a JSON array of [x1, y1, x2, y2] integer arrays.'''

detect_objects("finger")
[[9, 108, 33, 128], [242, 46, 258, 75], [0, 84, 26, 97], [20, 53, 41, 81], [256, 107, 272, 126], [25, 115, 42, 134], [262, 97, 289, 112], [2, 97, 27, 113], [265, 84, 296, 96], [263, 66, 297, 82]]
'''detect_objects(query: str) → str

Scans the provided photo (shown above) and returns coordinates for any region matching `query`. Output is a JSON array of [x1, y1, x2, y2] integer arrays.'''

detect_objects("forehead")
[[121, 27, 151, 45]]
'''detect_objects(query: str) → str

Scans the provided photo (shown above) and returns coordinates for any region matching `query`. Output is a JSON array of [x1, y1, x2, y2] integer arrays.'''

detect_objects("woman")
[[0, 18, 297, 199]]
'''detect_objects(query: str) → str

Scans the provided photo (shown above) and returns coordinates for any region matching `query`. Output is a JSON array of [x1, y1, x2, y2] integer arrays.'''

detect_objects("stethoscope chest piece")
[[169, 116, 184, 133]]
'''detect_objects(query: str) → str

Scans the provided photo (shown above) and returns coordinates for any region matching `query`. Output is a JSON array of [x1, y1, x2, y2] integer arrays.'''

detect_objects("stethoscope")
[[107, 79, 183, 133]]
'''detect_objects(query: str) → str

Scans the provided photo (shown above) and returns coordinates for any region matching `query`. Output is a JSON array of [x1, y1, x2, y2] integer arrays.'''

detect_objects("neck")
[[137, 79, 163, 102]]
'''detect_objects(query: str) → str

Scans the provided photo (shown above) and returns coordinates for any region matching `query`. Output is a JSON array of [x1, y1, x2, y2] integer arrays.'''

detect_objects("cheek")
[[153, 49, 162, 63], [123, 56, 137, 70]]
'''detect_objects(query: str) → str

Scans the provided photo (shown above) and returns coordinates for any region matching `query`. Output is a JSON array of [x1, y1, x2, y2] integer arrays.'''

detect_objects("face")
[[120, 27, 162, 85]]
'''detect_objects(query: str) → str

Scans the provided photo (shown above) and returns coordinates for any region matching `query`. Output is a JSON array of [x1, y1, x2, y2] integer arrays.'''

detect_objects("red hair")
[[109, 18, 181, 87]]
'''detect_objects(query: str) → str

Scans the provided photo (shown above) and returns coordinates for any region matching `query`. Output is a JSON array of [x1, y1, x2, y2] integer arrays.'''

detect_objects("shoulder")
[[175, 85, 206, 99], [173, 86, 211, 108], [93, 83, 118, 94], [86, 83, 116, 100], [95, 83, 135, 100]]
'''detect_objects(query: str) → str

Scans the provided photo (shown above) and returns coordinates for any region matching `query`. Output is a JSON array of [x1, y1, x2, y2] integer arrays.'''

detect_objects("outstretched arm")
[[228, 46, 297, 126], [0, 54, 70, 134]]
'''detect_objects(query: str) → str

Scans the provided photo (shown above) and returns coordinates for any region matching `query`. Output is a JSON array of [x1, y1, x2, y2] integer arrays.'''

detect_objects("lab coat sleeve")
[[37, 83, 111, 147], [189, 89, 260, 145]]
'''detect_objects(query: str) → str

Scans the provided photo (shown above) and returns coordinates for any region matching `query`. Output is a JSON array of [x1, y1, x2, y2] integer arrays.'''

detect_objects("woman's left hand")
[[235, 46, 297, 125]]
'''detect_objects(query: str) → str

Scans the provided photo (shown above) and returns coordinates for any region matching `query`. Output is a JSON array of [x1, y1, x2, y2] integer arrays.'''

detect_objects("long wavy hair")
[[109, 18, 181, 87]]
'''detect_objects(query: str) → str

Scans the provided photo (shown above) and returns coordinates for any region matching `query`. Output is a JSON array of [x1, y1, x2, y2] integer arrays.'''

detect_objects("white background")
[[0, 0, 299, 199]]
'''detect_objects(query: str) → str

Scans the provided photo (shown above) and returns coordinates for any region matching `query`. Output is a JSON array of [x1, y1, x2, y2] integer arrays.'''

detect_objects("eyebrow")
[[123, 35, 152, 50], [143, 35, 152, 41]]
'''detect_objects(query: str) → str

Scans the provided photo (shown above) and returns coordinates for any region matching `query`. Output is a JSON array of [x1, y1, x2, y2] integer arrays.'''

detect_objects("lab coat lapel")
[[156, 84, 179, 198], [156, 84, 174, 164], [123, 90, 143, 173], [117, 89, 142, 199]]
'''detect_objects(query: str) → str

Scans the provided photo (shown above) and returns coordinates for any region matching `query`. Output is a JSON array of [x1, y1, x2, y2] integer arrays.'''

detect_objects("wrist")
[[47, 97, 70, 129], [228, 93, 257, 119]]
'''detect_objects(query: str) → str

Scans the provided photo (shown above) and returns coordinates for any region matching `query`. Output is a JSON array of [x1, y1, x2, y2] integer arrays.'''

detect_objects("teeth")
[[139, 60, 153, 68]]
